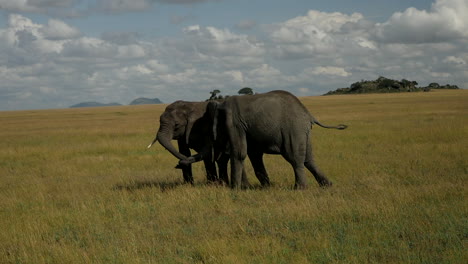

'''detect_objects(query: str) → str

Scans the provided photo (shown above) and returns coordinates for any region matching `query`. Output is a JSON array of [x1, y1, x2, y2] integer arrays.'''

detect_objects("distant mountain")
[[70, 102, 122, 108], [324, 77, 459, 95], [129, 97, 163, 105], [70, 97, 163, 108]]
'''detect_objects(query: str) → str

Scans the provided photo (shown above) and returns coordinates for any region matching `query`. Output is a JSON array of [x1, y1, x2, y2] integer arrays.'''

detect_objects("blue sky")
[[0, 0, 466, 110]]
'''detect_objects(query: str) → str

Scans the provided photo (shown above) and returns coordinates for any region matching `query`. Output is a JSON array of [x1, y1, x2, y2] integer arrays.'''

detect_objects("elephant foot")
[[207, 179, 228, 187], [182, 178, 194, 185], [318, 180, 333, 188], [241, 183, 252, 190], [259, 179, 271, 188], [294, 183, 308, 190], [206, 175, 219, 183]]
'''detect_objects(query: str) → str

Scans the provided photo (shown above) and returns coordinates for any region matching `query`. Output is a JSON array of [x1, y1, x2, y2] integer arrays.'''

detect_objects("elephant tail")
[[312, 119, 348, 130]]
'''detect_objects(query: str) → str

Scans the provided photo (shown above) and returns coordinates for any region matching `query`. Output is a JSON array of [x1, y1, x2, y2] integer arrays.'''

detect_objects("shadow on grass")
[[113, 180, 269, 192], [113, 180, 185, 192]]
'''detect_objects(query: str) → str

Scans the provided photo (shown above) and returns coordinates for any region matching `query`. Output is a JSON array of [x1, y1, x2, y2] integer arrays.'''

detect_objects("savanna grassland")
[[0, 90, 466, 263]]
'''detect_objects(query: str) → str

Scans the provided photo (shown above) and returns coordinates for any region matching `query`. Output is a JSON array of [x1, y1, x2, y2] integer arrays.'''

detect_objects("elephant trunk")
[[156, 128, 188, 160]]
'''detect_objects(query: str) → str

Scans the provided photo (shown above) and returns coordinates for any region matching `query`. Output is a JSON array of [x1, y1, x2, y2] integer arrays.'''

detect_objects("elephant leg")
[[229, 130, 247, 189], [305, 140, 332, 187], [203, 158, 218, 183], [247, 151, 270, 187], [216, 153, 230, 185], [293, 165, 308, 190], [230, 158, 246, 189], [241, 168, 251, 189], [177, 139, 194, 184], [281, 135, 309, 189], [284, 155, 308, 189], [180, 166, 193, 184]]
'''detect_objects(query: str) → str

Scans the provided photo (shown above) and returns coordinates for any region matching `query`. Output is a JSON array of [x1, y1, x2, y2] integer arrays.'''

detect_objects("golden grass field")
[[0, 90, 466, 263]]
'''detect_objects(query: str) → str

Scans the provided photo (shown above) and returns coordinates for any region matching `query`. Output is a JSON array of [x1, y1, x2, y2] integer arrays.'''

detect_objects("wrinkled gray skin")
[[182, 90, 347, 189], [147, 101, 229, 184]]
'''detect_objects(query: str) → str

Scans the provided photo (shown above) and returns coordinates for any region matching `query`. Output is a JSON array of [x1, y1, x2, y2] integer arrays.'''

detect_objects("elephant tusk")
[[147, 137, 158, 149]]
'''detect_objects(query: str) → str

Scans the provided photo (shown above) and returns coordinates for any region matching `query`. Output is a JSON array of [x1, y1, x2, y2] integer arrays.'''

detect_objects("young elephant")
[[184, 90, 347, 189], [147, 101, 230, 184]]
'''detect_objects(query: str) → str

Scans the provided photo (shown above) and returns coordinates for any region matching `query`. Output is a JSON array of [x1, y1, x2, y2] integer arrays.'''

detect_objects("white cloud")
[[0, 0, 42, 13], [375, 0, 468, 43], [305, 66, 351, 77], [61, 37, 113, 58], [1, 15, 63, 54], [157, 0, 217, 4], [243, 64, 293, 89], [249, 64, 281, 77], [146, 60, 170, 73], [0, 0, 80, 16], [39, 86, 57, 94], [355, 37, 377, 50], [0, 0, 219, 16], [117, 44, 146, 58], [95, 0, 152, 13], [183, 25, 265, 58], [298, 87, 309, 92], [0, 14, 163, 109], [40, 19, 81, 40], [443, 56, 466, 65], [430, 71, 451, 78], [174, 25, 266, 70], [7, 14, 41, 36], [118, 65, 153, 78], [183, 25, 201, 35], [270, 10, 365, 58], [272, 10, 363, 40], [226, 70, 244, 84]]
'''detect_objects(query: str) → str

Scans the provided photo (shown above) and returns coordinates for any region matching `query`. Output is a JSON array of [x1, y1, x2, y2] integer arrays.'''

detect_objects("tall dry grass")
[[0, 90, 466, 263]]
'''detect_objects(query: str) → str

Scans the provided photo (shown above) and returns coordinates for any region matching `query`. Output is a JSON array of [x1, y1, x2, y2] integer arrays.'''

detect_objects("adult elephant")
[[147, 101, 230, 184], [183, 90, 347, 189]]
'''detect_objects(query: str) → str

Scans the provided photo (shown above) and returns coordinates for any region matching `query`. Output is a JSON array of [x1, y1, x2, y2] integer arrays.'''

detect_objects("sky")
[[0, 0, 467, 111]]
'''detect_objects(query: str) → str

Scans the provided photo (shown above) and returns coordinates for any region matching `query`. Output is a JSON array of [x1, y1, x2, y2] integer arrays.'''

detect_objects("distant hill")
[[129, 97, 163, 105], [324, 77, 459, 95], [70, 97, 163, 108], [70, 102, 122, 108]]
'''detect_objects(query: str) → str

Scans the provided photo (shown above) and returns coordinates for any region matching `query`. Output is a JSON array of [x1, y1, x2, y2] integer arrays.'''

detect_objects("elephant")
[[181, 90, 347, 189], [147, 100, 229, 184]]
